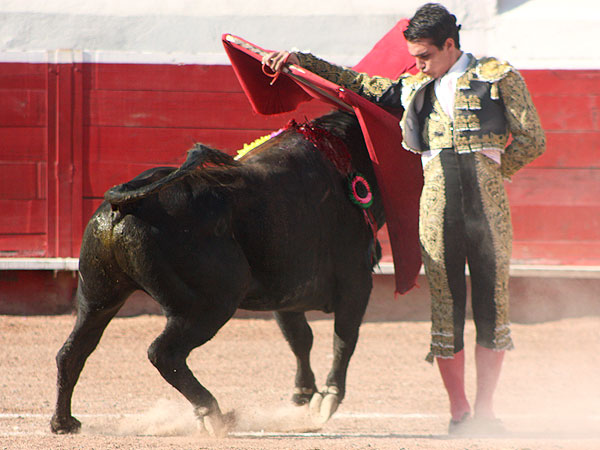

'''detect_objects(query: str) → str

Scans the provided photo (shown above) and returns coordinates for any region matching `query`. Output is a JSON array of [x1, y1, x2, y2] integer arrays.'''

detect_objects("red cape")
[[222, 20, 424, 294]]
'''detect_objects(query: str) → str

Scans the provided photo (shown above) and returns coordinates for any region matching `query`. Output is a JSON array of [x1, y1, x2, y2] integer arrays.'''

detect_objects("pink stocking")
[[436, 349, 471, 420], [474, 344, 505, 419]]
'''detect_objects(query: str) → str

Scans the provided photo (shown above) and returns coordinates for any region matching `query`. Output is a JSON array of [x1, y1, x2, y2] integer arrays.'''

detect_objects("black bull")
[[51, 110, 390, 435]]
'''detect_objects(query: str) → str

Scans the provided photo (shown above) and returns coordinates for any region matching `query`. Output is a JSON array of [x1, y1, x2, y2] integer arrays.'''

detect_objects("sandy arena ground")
[[1, 312, 599, 450]]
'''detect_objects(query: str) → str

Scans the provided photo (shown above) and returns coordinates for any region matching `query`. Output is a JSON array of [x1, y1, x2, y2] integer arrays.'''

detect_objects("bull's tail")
[[104, 144, 238, 206]]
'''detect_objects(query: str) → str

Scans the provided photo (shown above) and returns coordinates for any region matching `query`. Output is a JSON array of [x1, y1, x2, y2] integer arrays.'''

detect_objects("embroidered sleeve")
[[294, 52, 403, 107], [499, 70, 546, 178]]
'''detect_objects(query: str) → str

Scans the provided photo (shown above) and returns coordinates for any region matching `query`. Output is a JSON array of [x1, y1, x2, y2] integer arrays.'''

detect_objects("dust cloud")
[[115, 399, 197, 436], [92, 398, 320, 437]]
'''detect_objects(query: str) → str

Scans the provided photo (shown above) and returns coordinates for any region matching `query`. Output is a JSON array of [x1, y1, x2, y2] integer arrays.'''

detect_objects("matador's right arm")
[[294, 52, 404, 108]]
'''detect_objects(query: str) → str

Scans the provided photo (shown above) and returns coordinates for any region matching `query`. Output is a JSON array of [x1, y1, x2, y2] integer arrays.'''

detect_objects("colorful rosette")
[[347, 172, 373, 209]]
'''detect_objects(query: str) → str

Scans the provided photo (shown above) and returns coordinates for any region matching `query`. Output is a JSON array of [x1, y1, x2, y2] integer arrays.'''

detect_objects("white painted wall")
[[489, 0, 600, 68], [0, 0, 598, 68]]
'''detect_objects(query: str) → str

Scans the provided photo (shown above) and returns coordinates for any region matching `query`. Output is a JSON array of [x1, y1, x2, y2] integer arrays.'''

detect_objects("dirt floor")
[[1, 312, 599, 450]]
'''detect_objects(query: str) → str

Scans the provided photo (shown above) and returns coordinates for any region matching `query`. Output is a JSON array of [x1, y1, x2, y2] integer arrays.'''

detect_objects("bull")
[[50, 110, 387, 436]]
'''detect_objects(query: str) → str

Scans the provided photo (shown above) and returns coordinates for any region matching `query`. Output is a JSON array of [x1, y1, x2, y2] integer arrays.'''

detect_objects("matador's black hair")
[[404, 3, 462, 50]]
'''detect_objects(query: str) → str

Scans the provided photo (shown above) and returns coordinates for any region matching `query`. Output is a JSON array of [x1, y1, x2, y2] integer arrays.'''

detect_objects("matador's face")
[[407, 37, 461, 79]]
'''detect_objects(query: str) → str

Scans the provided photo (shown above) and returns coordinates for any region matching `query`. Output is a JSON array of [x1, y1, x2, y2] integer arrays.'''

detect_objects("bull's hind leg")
[[310, 273, 372, 424], [112, 215, 250, 435], [51, 280, 132, 434], [274, 311, 318, 406], [147, 309, 237, 437]]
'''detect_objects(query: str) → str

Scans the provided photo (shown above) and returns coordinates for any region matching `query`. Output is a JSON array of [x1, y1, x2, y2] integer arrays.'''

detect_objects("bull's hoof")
[[50, 415, 81, 434], [196, 407, 235, 438], [291, 387, 316, 406], [309, 386, 340, 425]]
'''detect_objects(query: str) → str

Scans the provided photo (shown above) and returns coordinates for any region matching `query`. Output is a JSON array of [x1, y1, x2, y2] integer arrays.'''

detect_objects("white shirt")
[[421, 52, 502, 167]]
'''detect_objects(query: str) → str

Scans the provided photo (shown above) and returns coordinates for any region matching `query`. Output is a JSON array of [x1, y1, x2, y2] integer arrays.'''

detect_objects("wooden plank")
[[51, 60, 78, 257], [506, 168, 600, 206], [522, 70, 600, 96], [0, 163, 40, 200], [0, 200, 46, 234], [84, 66, 600, 96], [533, 94, 599, 131], [85, 126, 288, 163], [46, 62, 58, 257], [0, 234, 46, 257], [0, 63, 47, 90], [528, 132, 600, 169], [83, 65, 600, 96], [84, 63, 242, 92], [70, 61, 85, 257], [85, 89, 331, 129], [512, 241, 600, 266], [0, 90, 46, 127], [512, 205, 600, 241], [0, 128, 46, 161]]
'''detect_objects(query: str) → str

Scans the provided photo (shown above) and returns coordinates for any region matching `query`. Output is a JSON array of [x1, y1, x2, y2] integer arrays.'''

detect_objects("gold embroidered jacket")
[[295, 52, 546, 178]]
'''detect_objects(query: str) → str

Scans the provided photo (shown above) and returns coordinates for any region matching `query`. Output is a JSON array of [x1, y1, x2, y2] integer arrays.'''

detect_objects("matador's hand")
[[261, 51, 299, 73]]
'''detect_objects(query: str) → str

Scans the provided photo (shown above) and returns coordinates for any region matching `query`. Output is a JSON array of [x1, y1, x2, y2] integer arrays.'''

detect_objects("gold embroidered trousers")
[[421, 150, 514, 362]]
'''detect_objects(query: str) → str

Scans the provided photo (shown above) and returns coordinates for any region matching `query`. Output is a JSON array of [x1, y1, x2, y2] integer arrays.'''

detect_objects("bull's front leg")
[[274, 311, 318, 406], [308, 325, 356, 425], [310, 280, 370, 425]]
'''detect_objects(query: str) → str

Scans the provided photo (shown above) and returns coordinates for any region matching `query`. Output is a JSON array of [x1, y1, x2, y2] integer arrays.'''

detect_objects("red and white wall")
[[0, 0, 598, 273]]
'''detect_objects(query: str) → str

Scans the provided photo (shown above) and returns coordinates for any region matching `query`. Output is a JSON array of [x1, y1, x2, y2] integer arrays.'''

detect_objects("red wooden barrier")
[[0, 62, 598, 266], [0, 63, 48, 256]]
